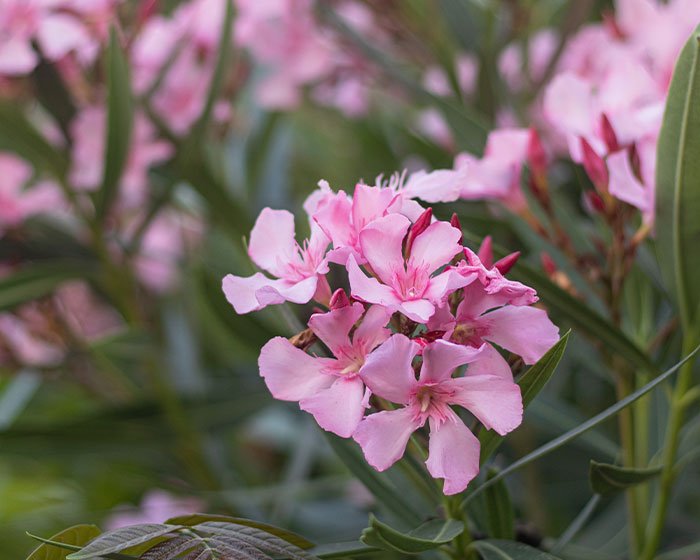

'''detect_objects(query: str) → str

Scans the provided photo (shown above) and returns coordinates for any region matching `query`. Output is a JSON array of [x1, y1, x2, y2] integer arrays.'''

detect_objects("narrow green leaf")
[[324, 432, 423, 525], [27, 526, 101, 560], [479, 333, 570, 463], [0, 261, 97, 311], [97, 27, 134, 220], [308, 541, 378, 558], [0, 102, 68, 177], [462, 344, 700, 509], [657, 540, 700, 560], [360, 514, 463, 554], [66, 524, 179, 560], [166, 514, 314, 549], [589, 460, 662, 495], [655, 25, 700, 330], [469, 539, 562, 559], [482, 469, 515, 540]]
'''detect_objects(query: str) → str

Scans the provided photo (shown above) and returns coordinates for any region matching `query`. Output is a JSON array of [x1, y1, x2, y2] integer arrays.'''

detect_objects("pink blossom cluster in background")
[[222, 175, 559, 494], [414, 0, 700, 225], [105, 490, 204, 530], [233, 0, 383, 116]]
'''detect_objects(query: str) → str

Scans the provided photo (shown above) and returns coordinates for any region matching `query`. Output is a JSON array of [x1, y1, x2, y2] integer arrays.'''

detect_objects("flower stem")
[[640, 332, 698, 559]]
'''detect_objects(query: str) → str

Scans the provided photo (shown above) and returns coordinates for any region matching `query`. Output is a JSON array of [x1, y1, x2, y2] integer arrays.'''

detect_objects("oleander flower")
[[259, 302, 391, 437], [222, 208, 331, 314], [354, 336, 523, 494]]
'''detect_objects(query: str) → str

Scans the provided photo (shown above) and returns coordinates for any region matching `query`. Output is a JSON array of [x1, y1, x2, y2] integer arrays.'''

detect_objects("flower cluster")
[[223, 175, 559, 494]]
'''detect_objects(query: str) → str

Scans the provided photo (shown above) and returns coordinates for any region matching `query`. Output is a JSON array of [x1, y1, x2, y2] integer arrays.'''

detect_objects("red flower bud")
[[540, 252, 558, 277], [329, 288, 351, 310], [450, 213, 463, 245], [527, 128, 548, 178], [581, 137, 609, 193], [584, 190, 607, 214], [600, 114, 620, 153], [494, 251, 520, 275], [477, 235, 494, 268], [405, 208, 432, 256]]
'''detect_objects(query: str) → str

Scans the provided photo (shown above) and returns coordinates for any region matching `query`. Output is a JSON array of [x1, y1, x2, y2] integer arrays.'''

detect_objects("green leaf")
[[0, 102, 68, 177], [462, 344, 700, 509], [469, 539, 562, 559], [0, 261, 96, 311], [166, 514, 314, 549], [360, 514, 463, 554], [323, 432, 423, 525], [193, 521, 318, 560], [479, 333, 570, 463], [481, 469, 515, 540], [589, 460, 662, 495], [27, 526, 101, 560], [66, 524, 179, 559], [308, 541, 378, 558], [655, 25, 700, 330], [96, 27, 134, 220]]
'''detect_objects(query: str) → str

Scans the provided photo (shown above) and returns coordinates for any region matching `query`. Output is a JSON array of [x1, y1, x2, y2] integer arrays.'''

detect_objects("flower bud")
[[477, 236, 494, 268], [540, 252, 558, 277], [405, 207, 432, 256], [527, 128, 548, 178], [329, 288, 351, 310], [494, 251, 520, 275], [600, 114, 620, 153], [584, 190, 607, 214], [581, 138, 609, 193], [450, 213, 463, 245]]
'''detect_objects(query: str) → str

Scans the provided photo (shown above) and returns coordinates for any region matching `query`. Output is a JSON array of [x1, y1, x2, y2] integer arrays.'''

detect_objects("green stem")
[[641, 333, 698, 559]]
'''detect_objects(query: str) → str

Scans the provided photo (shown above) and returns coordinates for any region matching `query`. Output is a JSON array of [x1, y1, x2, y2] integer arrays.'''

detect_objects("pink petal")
[[352, 183, 395, 230], [353, 407, 421, 471], [465, 344, 514, 380], [607, 150, 650, 212], [426, 411, 480, 495], [0, 38, 38, 75], [255, 275, 319, 307], [401, 167, 466, 203], [420, 340, 483, 383], [409, 221, 462, 275], [347, 255, 402, 308], [308, 302, 364, 356], [258, 337, 334, 401], [37, 14, 90, 60], [300, 376, 366, 437], [222, 273, 317, 314], [359, 334, 419, 404], [423, 268, 475, 305], [248, 208, 297, 277], [359, 214, 410, 286], [481, 305, 560, 364], [447, 374, 522, 435], [352, 305, 392, 352], [397, 299, 436, 323], [543, 73, 596, 139], [313, 191, 353, 253]]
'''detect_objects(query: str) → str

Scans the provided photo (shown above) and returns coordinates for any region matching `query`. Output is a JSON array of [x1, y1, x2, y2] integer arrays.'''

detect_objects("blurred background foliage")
[[1, 0, 698, 558]]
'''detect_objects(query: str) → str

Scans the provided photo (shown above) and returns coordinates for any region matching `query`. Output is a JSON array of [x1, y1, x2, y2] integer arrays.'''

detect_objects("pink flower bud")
[[527, 128, 548, 178], [329, 288, 351, 310], [405, 208, 432, 256], [541, 252, 558, 277], [494, 251, 520, 275], [584, 191, 607, 214], [581, 138, 609, 193], [477, 236, 494, 268], [600, 114, 620, 153]]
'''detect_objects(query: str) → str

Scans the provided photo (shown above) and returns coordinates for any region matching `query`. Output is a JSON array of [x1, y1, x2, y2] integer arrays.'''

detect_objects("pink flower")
[[222, 208, 330, 314], [69, 107, 172, 207], [347, 214, 473, 322], [353, 336, 522, 494], [0, 154, 62, 230], [0, 312, 64, 367], [105, 490, 203, 530], [428, 248, 559, 365], [258, 302, 391, 437], [499, 29, 558, 92]]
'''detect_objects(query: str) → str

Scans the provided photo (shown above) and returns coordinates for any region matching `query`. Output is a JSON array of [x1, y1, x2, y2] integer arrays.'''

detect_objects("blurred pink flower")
[[499, 29, 558, 92], [105, 490, 203, 530], [354, 336, 522, 494], [222, 208, 331, 314], [259, 302, 390, 437], [69, 107, 172, 207], [0, 312, 63, 367]]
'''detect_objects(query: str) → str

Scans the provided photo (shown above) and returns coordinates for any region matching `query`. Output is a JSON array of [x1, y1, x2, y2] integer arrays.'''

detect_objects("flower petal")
[[222, 272, 274, 314], [359, 214, 410, 285], [300, 376, 366, 437], [465, 344, 514, 380], [308, 302, 365, 355], [397, 299, 436, 323], [353, 407, 421, 471], [248, 208, 298, 276], [482, 305, 560, 364], [420, 340, 484, 383], [353, 304, 392, 353], [446, 374, 523, 435], [409, 221, 463, 275], [258, 337, 334, 401], [359, 334, 419, 404], [347, 254, 401, 308], [426, 411, 480, 495]]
